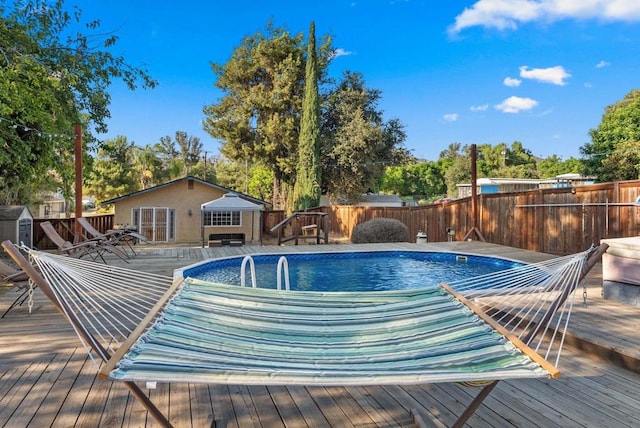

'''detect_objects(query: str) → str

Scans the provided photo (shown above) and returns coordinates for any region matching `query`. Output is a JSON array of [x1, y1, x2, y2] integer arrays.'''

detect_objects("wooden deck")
[[1, 241, 639, 427]]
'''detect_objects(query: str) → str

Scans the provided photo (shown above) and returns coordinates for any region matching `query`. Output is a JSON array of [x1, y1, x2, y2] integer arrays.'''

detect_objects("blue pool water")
[[182, 251, 522, 292]]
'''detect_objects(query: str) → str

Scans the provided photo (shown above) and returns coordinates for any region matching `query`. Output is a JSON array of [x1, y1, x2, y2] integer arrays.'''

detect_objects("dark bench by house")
[[208, 233, 245, 247]]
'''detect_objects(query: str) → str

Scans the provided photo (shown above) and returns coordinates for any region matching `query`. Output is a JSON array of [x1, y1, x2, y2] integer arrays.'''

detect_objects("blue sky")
[[80, 0, 640, 161]]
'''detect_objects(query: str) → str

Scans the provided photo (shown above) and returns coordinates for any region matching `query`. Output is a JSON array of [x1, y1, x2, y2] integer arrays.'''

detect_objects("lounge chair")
[[40, 221, 128, 263], [1, 240, 607, 428], [0, 258, 27, 283], [76, 217, 146, 257], [1, 258, 32, 318]]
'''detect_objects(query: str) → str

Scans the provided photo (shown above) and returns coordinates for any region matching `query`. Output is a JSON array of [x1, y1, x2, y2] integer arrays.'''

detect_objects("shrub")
[[351, 218, 409, 243]]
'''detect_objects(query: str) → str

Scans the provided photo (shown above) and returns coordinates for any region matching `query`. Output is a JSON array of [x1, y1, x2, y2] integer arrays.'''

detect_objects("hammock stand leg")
[[453, 380, 499, 428], [1, 285, 31, 318], [452, 245, 608, 427], [124, 381, 173, 427], [1, 241, 173, 426]]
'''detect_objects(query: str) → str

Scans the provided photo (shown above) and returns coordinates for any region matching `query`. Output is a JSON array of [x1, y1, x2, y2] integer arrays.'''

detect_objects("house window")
[[204, 210, 241, 227]]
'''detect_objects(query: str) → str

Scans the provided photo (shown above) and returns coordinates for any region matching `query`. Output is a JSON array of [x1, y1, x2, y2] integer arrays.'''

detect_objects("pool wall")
[[175, 249, 523, 292]]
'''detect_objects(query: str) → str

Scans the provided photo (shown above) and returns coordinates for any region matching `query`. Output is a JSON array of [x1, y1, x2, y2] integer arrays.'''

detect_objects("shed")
[[0, 206, 33, 247], [200, 193, 264, 247]]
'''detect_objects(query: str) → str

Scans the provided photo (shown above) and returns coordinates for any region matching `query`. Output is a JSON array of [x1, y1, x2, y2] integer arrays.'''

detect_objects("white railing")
[[240, 255, 291, 291], [240, 255, 257, 288], [276, 256, 290, 291]]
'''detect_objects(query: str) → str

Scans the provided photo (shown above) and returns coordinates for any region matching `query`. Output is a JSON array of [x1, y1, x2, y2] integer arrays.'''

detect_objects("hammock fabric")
[[108, 279, 552, 385], [1, 241, 605, 428]]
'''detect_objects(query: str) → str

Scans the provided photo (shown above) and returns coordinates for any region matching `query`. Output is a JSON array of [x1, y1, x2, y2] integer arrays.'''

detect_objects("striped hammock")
[[16, 247, 593, 386]]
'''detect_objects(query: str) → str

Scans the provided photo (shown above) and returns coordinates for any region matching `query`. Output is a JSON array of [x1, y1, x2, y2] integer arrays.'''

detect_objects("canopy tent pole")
[[201, 208, 205, 248]]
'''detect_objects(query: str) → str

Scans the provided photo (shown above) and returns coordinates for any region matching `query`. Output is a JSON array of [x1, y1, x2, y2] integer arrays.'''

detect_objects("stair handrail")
[[240, 255, 257, 288]]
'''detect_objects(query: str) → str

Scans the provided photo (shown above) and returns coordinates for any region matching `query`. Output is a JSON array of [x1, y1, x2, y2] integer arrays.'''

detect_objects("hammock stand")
[[1, 241, 606, 428]]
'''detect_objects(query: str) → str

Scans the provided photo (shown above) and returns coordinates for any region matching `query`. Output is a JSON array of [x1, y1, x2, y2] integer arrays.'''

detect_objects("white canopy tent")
[[200, 193, 264, 247]]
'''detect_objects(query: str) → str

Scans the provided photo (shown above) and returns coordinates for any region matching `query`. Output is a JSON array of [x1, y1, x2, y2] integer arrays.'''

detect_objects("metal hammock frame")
[[1, 241, 606, 428]]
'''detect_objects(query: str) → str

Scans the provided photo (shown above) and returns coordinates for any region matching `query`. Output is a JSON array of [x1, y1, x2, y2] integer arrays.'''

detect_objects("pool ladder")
[[240, 255, 290, 291]]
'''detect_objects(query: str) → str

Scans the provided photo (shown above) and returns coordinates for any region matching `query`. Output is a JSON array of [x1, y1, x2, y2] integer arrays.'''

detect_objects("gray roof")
[[361, 194, 403, 203], [0, 206, 31, 221], [201, 193, 263, 211]]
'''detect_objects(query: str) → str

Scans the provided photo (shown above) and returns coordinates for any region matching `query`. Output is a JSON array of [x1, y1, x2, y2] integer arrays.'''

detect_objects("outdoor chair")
[[1, 258, 32, 318], [1, 258, 27, 283], [76, 217, 147, 257], [40, 221, 128, 263]]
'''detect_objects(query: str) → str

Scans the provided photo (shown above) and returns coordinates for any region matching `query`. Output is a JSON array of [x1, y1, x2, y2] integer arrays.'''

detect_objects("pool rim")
[[173, 248, 526, 283]]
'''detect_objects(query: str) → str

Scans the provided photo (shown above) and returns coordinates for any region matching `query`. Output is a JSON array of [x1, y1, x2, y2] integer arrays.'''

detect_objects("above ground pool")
[[179, 250, 523, 292]]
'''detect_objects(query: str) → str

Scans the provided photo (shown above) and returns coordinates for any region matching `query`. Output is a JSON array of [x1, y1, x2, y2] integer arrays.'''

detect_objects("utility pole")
[[203, 151, 208, 181], [501, 143, 507, 167]]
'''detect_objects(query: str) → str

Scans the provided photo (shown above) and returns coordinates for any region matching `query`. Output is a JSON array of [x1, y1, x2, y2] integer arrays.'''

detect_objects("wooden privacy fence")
[[316, 180, 640, 255], [28, 181, 640, 255]]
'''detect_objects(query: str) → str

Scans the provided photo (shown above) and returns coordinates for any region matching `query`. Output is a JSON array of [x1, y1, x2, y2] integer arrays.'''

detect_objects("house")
[[31, 190, 67, 218], [101, 176, 270, 244], [357, 193, 405, 207], [457, 175, 596, 197], [457, 178, 543, 197], [539, 173, 596, 189]]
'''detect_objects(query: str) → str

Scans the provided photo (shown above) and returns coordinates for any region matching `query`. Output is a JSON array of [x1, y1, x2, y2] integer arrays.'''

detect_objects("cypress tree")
[[293, 21, 322, 210]]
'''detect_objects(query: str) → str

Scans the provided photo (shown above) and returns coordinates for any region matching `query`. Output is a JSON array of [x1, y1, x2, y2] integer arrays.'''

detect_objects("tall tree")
[[0, 0, 156, 204], [174, 131, 203, 176], [581, 89, 640, 182], [210, 158, 244, 191], [154, 131, 202, 179], [378, 162, 445, 197], [131, 145, 163, 189], [293, 22, 322, 210], [85, 136, 138, 203], [536, 155, 582, 178], [600, 140, 640, 180], [438, 144, 470, 197], [154, 136, 182, 180], [321, 71, 407, 203], [203, 24, 303, 210], [203, 22, 333, 210]]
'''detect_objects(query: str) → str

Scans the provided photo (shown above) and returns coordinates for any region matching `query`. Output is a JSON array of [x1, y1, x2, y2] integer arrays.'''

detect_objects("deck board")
[[2, 241, 640, 427]]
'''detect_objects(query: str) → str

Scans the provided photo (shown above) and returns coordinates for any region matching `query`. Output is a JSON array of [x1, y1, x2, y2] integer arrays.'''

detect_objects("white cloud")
[[519, 65, 571, 85], [443, 113, 459, 122], [470, 104, 489, 112], [584, 82, 593, 88], [449, 0, 640, 34], [331, 48, 353, 59], [495, 96, 538, 113], [596, 60, 611, 68], [503, 77, 522, 87]]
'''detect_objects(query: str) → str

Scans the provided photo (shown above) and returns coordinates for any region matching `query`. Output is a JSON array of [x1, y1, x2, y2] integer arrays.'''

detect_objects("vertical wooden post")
[[74, 124, 83, 241], [470, 144, 478, 230], [463, 144, 485, 241]]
